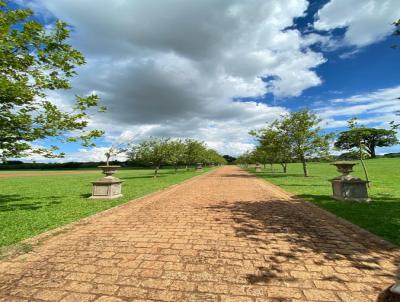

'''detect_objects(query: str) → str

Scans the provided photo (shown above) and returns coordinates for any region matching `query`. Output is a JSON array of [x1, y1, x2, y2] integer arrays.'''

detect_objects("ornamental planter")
[[255, 163, 262, 172], [196, 163, 203, 172], [330, 161, 370, 202], [90, 165, 123, 199]]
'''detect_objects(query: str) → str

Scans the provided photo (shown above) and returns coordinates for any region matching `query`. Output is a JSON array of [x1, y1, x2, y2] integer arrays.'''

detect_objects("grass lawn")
[[0, 168, 209, 248], [248, 158, 400, 246]]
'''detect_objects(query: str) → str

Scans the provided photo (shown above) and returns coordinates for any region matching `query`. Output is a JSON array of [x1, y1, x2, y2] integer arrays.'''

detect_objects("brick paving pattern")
[[0, 166, 398, 301]]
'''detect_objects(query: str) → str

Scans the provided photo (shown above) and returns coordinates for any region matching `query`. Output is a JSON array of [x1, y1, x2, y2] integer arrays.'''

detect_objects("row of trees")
[[128, 138, 226, 177], [246, 110, 331, 177], [237, 110, 399, 177]]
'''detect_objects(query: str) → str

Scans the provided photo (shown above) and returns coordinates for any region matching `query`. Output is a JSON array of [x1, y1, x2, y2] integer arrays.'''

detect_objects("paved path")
[[0, 166, 398, 302]]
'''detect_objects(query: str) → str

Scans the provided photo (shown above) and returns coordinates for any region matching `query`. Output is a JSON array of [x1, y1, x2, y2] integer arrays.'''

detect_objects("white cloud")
[[27, 147, 127, 163], [14, 0, 328, 158], [314, 0, 400, 47], [316, 85, 400, 129]]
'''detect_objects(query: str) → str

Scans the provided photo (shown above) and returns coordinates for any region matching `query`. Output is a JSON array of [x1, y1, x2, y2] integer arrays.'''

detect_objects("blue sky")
[[12, 0, 400, 161]]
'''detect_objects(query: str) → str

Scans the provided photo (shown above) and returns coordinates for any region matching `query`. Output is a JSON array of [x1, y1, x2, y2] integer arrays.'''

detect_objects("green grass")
[[249, 158, 400, 246], [0, 168, 209, 248]]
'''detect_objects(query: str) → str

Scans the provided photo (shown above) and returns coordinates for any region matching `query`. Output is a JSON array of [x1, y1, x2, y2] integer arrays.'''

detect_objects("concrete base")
[[330, 178, 369, 202], [90, 176, 123, 199], [90, 194, 123, 200]]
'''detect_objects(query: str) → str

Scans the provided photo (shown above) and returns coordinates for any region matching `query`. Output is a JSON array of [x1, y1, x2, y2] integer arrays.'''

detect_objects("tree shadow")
[[298, 193, 400, 204], [120, 175, 160, 180], [0, 195, 62, 212], [281, 184, 326, 187], [120, 171, 183, 180], [205, 197, 399, 294]]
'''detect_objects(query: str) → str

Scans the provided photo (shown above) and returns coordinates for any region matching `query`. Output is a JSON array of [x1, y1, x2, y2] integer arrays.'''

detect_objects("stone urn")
[[255, 163, 262, 172], [196, 163, 203, 172], [90, 165, 123, 199], [330, 161, 369, 202]]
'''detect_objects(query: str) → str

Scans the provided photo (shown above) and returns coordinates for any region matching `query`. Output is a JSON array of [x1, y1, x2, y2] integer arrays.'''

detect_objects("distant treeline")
[[2, 153, 399, 170], [0, 160, 176, 170]]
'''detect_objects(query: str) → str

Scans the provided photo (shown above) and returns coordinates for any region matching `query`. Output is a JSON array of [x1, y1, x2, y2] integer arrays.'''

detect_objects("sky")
[[12, 0, 400, 162]]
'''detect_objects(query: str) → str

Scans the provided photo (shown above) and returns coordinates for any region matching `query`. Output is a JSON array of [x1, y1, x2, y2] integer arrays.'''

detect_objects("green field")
[[249, 158, 400, 246], [0, 168, 208, 248]]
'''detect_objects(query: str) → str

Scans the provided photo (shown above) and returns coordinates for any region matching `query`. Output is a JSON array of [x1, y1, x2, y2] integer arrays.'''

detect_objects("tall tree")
[[250, 124, 292, 173], [0, 2, 105, 161], [235, 151, 253, 168], [129, 138, 171, 177], [167, 139, 186, 172], [335, 127, 398, 158], [183, 139, 206, 170], [280, 109, 331, 177]]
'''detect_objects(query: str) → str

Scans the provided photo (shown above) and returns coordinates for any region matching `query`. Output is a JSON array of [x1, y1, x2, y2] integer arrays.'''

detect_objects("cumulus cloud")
[[314, 0, 400, 47], [16, 0, 330, 156]]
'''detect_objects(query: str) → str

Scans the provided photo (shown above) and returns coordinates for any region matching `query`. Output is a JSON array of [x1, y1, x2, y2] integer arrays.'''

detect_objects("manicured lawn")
[[0, 168, 209, 248], [248, 158, 400, 246]]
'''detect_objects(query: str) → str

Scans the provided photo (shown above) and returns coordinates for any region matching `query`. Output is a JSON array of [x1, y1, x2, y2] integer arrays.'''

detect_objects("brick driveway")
[[0, 166, 398, 302]]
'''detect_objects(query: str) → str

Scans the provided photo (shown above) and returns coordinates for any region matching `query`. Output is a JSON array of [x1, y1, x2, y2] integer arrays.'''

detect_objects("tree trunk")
[[154, 166, 159, 178], [174, 165, 178, 172], [270, 163, 273, 171], [281, 162, 287, 173], [301, 157, 308, 177], [359, 145, 370, 188], [185, 164, 189, 171], [370, 146, 376, 158], [263, 163, 266, 169]]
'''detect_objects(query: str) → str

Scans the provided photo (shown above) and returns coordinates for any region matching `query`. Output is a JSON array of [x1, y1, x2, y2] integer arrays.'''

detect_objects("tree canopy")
[[335, 127, 398, 158], [248, 109, 331, 176], [0, 1, 104, 161], [128, 138, 225, 177]]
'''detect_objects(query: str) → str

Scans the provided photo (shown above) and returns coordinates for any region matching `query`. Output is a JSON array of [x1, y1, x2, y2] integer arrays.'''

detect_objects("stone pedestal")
[[377, 282, 400, 302], [196, 163, 203, 172], [255, 163, 262, 172], [330, 162, 370, 202], [90, 166, 123, 199]]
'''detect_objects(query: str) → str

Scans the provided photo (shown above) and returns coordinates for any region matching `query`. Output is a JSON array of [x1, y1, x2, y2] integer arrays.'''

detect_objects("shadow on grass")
[[120, 171, 191, 180], [297, 193, 400, 204], [0, 195, 62, 212]]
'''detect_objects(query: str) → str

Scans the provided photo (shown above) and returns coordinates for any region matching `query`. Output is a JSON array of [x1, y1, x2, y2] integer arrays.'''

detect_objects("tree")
[[223, 155, 236, 164], [391, 19, 400, 48], [335, 127, 398, 158], [203, 148, 226, 166], [104, 145, 127, 166], [280, 109, 331, 177], [250, 124, 292, 173], [167, 139, 186, 172], [0, 2, 105, 161], [235, 151, 253, 168], [183, 139, 206, 170], [129, 138, 171, 177], [251, 146, 273, 169]]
